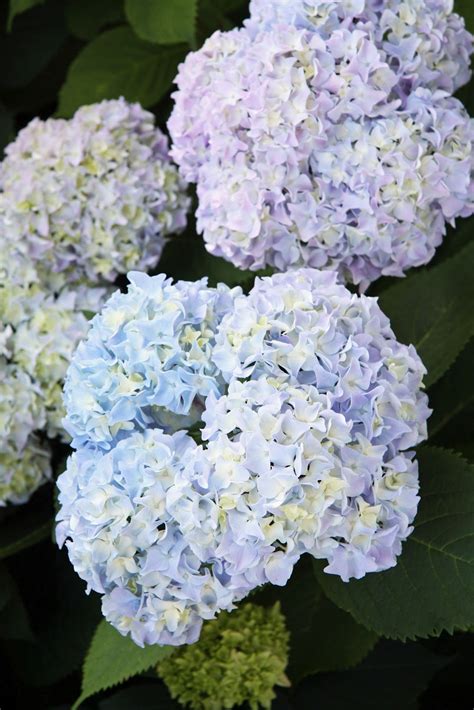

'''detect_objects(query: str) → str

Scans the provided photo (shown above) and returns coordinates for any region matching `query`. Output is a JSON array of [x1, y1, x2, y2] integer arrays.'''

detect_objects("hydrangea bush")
[[169, 4, 474, 286], [57, 269, 429, 646], [1, 1, 474, 708]]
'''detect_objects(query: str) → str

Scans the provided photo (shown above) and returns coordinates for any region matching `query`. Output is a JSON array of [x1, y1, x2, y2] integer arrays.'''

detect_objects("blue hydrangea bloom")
[[63, 272, 241, 450], [58, 269, 430, 646]]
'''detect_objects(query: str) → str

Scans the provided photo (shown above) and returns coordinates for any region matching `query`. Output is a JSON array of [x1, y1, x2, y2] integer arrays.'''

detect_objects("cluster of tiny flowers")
[[0, 97, 189, 289], [63, 271, 241, 450], [0, 98, 189, 505], [57, 269, 430, 647], [169, 4, 474, 287], [247, 0, 473, 96], [158, 603, 290, 710], [0, 247, 106, 504]]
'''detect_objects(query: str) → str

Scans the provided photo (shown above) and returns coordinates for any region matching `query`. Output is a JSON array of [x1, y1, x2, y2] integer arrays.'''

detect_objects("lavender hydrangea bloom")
[[212, 269, 429, 580], [58, 269, 429, 646], [247, 0, 473, 96], [169, 25, 474, 287], [0, 98, 189, 289]]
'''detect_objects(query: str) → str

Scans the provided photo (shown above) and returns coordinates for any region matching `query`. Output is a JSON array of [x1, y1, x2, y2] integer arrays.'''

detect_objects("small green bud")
[[158, 602, 290, 710]]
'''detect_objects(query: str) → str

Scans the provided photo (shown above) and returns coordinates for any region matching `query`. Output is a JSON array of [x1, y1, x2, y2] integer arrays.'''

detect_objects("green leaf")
[[7, 0, 43, 30], [455, 1, 474, 32], [314, 447, 474, 640], [65, 0, 125, 40], [74, 620, 175, 709], [58, 27, 186, 117], [125, 0, 197, 45], [4, 549, 101, 686], [293, 640, 449, 710], [252, 557, 377, 682], [0, 0, 68, 89], [379, 241, 474, 387], [428, 339, 474, 438], [289, 594, 378, 682], [159, 234, 268, 288], [214, 0, 248, 12], [0, 588, 34, 642], [196, 0, 233, 46]]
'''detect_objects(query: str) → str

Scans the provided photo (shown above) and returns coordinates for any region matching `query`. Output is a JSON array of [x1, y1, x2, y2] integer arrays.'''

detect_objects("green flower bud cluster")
[[158, 603, 290, 710]]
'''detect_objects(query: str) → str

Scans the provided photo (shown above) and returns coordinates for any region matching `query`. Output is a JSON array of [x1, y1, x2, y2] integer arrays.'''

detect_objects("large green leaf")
[[379, 241, 474, 387], [58, 27, 186, 117], [1, 0, 68, 89], [288, 594, 378, 682], [65, 0, 124, 40], [429, 339, 474, 438], [314, 447, 474, 639], [293, 640, 449, 710], [125, 0, 197, 45], [7, 0, 43, 30], [73, 620, 175, 709]]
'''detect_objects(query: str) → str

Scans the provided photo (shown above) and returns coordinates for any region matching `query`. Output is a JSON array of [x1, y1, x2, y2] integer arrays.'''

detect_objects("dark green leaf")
[[4, 549, 101, 686], [73, 620, 175, 709], [159, 234, 267, 288], [0, 0, 68, 89], [7, 0, 43, 30], [289, 594, 378, 682], [428, 339, 474, 438], [196, 0, 233, 46], [65, 0, 124, 40], [293, 640, 449, 710], [0, 587, 34, 642], [455, 1, 474, 32], [125, 0, 197, 45], [379, 241, 474, 387], [314, 447, 474, 640], [253, 557, 377, 682], [58, 27, 186, 117], [214, 0, 248, 12]]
